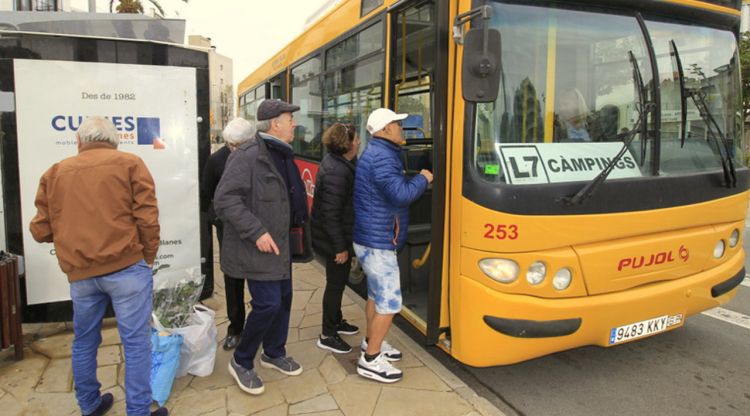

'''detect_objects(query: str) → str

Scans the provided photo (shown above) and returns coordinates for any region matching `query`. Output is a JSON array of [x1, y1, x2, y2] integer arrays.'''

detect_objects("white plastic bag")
[[154, 305, 218, 377]]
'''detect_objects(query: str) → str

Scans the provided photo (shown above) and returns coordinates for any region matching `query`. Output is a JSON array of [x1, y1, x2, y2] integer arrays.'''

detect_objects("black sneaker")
[[83, 392, 113, 416], [317, 334, 352, 353], [336, 319, 359, 335]]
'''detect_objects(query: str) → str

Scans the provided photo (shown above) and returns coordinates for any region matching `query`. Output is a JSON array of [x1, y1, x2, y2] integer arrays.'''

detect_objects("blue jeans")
[[233, 278, 292, 369], [70, 260, 153, 416]]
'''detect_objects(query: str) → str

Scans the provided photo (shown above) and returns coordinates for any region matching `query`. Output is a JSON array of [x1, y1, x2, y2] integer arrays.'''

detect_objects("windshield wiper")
[[561, 51, 650, 206], [669, 40, 688, 149], [670, 40, 736, 188]]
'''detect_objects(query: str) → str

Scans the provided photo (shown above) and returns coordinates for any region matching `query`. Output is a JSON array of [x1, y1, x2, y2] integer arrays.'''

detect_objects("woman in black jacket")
[[312, 123, 361, 353]]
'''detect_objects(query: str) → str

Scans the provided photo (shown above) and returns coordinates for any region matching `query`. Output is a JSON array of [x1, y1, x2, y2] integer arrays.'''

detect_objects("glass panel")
[[17, 36, 75, 60], [473, 3, 651, 185], [292, 57, 323, 159], [394, 1, 435, 142], [243, 85, 266, 123], [270, 75, 283, 99], [323, 55, 383, 150], [94, 40, 117, 63], [362, 0, 383, 16], [292, 57, 321, 85], [116, 42, 138, 64], [325, 21, 383, 69], [647, 20, 742, 174]]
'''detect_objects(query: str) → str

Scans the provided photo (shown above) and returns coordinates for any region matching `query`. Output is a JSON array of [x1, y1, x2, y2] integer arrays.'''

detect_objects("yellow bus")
[[237, 0, 748, 367]]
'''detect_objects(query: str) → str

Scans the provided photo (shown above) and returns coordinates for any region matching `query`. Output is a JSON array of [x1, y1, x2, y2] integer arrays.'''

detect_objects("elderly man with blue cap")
[[214, 99, 309, 395]]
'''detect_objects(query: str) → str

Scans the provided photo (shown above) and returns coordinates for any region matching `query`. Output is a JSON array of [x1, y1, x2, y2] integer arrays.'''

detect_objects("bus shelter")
[[0, 31, 213, 322]]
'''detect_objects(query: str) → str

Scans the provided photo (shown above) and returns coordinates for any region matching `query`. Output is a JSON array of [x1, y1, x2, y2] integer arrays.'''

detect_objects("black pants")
[[215, 220, 246, 336], [321, 256, 351, 337]]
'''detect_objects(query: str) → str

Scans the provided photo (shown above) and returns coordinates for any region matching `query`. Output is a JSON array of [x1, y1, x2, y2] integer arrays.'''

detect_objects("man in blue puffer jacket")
[[352, 108, 433, 383]]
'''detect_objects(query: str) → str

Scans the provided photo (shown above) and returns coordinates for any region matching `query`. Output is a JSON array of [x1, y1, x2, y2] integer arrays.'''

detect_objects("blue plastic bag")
[[150, 328, 183, 406]]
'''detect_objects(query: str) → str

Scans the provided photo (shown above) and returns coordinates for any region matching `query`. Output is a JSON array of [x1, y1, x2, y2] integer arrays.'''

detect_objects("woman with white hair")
[[200, 117, 255, 350]]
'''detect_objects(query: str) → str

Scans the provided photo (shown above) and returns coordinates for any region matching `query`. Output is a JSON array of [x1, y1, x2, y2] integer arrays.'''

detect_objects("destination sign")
[[496, 143, 643, 185]]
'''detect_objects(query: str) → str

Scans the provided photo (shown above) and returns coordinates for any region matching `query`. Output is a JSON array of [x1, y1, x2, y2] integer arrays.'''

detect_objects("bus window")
[[473, 3, 652, 184], [646, 19, 743, 174], [238, 92, 248, 120], [323, 21, 384, 150], [361, 0, 383, 17], [291, 56, 323, 159], [393, 1, 435, 147], [269, 73, 284, 100], [240, 85, 265, 123]]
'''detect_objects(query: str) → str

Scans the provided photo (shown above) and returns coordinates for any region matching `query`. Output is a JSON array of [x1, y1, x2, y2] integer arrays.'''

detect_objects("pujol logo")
[[616, 245, 689, 272]]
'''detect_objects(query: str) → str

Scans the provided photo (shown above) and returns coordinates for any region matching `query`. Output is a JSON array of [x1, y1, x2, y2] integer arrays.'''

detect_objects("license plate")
[[608, 314, 683, 345]]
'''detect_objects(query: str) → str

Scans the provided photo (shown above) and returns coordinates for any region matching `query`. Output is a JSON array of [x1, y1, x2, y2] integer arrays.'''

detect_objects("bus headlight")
[[713, 240, 725, 259], [552, 268, 572, 290], [526, 261, 546, 285], [729, 229, 739, 248], [479, 258, 519, 283]]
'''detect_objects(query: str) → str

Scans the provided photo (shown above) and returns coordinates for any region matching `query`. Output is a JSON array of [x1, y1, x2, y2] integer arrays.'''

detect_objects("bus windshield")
[[472, 1, 742, 186]]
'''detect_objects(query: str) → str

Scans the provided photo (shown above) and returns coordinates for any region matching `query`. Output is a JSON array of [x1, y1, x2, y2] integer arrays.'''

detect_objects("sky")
[[180, 1, 331, 87]]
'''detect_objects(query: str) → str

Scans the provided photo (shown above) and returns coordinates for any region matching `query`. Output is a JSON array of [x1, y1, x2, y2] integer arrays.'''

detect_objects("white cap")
[[366, 108, 408, 135]]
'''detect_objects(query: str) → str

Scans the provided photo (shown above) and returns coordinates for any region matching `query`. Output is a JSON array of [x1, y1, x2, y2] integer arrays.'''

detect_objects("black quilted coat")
[[310, 153, 356, 258]]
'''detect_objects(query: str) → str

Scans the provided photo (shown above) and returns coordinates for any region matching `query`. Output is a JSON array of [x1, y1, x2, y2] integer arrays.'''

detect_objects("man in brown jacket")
[[30, 116, 167, 416]]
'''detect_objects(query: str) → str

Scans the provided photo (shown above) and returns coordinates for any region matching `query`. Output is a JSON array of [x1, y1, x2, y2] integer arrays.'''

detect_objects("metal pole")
[[88, 0, 97, 12]]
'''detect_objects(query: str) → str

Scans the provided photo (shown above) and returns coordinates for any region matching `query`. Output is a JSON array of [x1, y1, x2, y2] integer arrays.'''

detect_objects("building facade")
[[188, 35, 233, 143]]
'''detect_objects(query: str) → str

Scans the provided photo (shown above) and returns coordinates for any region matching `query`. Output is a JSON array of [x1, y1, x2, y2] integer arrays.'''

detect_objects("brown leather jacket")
[[30, 142, 160, 282]]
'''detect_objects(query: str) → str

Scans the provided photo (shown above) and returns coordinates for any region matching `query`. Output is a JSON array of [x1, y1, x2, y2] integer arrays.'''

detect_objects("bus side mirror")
[[462, 28, 501, 103]]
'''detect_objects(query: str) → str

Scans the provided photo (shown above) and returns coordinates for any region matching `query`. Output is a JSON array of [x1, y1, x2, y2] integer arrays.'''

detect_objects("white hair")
[[223, 117, 255, 145], [255, 118, 273, 133], [77, 116, 119, 146]]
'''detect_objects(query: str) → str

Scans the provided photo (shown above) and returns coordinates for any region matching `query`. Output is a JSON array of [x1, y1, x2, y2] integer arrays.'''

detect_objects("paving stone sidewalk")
[[0, 260, 503, 416]]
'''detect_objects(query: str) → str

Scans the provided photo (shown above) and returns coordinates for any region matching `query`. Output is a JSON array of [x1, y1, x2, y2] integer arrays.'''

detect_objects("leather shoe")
[[83, 392, 113, 416], [223, 334, 241, 350], [151, 407, 168, 416]]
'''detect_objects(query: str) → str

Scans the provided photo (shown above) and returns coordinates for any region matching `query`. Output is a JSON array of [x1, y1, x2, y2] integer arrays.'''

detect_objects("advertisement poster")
[[14, 59, 200, 305]]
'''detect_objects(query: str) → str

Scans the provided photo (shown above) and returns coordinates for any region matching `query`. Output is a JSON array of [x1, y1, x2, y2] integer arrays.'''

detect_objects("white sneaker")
[[357, 352, 403, 383], [360, 338, 402, 361]]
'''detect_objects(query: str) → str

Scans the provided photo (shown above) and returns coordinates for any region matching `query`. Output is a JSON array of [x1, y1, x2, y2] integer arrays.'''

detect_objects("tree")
[[110, 0, 188, 16], [114, 0, 145, 14], [740, 31, 750, 119]]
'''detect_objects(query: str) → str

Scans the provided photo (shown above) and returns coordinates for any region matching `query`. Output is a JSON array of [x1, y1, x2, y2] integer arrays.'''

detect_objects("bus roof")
[[237, 0, 393, 95], [237, 0, 741, 96]]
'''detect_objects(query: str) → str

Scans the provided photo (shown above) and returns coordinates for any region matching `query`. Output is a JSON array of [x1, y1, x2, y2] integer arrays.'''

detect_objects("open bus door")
[[386, 0, 450, 346]]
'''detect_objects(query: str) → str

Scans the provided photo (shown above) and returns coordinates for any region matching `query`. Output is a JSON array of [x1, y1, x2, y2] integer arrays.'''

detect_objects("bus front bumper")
[[482, 266, 744, 339], [450, 250, 744, 367]]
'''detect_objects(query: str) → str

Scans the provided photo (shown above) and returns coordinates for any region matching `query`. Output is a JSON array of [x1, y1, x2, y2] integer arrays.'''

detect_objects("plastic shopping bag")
[[167, 305, 218, 377], [150, 328, 183, 406]]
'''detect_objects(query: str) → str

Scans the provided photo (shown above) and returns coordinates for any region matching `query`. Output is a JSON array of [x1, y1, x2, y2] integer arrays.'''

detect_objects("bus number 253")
[[483, 224, 519, 240]]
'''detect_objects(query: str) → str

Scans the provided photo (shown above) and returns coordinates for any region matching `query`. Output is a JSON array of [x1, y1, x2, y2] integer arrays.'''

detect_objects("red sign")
[[295, 159, 320, 211]]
